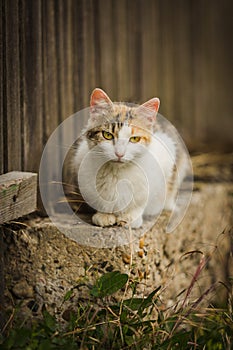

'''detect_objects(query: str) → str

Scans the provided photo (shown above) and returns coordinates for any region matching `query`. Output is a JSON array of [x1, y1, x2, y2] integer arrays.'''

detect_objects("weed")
[[1, 266, 233, 349]]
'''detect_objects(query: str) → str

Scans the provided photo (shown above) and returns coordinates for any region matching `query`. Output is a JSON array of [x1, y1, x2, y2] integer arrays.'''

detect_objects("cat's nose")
[[115, 151, 124, 159]]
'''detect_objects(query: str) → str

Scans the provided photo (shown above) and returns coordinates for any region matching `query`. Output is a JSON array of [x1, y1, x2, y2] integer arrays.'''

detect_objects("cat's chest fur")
[[76, 140, 149, 214], [75, 132, 175, 217], [96, 160, 149, 213]]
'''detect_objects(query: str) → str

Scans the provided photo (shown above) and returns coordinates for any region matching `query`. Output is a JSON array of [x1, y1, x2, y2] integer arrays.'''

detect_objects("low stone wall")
[[3, 178, 232, 322]]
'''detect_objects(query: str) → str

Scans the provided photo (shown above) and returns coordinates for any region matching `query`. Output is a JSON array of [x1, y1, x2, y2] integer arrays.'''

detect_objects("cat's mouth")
[[112, 158, 127, 164]]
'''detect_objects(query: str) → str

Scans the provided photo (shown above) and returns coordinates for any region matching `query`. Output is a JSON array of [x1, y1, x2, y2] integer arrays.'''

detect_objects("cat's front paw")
[[116, 214, 143, 229], [92, 212, 117, 227]]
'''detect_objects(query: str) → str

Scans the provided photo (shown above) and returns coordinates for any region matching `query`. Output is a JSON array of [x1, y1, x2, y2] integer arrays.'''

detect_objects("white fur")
[[74, 125, 177, 228]]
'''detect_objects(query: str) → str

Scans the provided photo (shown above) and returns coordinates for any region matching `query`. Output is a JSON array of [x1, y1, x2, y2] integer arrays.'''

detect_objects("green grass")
[[1, 270, 232, 349]]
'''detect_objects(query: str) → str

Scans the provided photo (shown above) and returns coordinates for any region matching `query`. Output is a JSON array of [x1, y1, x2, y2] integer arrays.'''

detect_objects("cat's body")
[[73, 89, 188, 228]]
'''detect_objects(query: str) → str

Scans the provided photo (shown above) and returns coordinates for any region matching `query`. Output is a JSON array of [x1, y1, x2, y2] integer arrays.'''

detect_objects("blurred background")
[[1, 0, 232, 175]]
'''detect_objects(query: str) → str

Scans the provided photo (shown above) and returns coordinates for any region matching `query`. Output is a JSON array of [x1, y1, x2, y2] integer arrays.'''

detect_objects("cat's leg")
[[164, 163, 186, 211], [164, 188, 177, 212], [165, 152, 190, 212], [92, 212, 117, 227]]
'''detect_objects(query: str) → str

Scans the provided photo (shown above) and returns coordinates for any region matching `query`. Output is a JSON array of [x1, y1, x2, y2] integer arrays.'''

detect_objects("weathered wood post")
[[0, 227, 5, 331], [0, 172, 37, 330]]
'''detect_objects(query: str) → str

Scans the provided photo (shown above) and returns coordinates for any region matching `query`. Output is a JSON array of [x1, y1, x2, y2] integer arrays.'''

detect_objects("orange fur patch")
[[131, 126, 151, 144]]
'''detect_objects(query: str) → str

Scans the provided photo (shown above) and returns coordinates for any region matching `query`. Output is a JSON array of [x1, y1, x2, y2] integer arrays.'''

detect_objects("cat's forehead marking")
[[111, 122, 123, 134], [113, 104, 135, 123]]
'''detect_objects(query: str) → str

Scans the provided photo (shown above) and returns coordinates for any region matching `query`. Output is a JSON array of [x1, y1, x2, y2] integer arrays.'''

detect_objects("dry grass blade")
[[181, 254, 210, 309]]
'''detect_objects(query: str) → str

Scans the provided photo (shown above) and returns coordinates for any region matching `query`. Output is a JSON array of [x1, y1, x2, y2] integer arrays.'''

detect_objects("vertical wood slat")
[[21, 0, 43, 172], [0, 228, 5, 328], [55, 0, 76, 158], [204, 1, 233, 147], [114, 0, 129, 101], [126, 0, 142, 103], [41, 0, 60, 211], [141, 0, 160, 103], [158, 0, 176, 122], [171, 0, 193, 144], [56, 0, 74, 122], [98, 0, 115, 98], [93, 0, 101, 89], [42, 0, 59, 141], [0, 0, 4, 173], [191, 0, 213, 148], [55, 0, 78, 190], [82, 0, 97, 107], [72, 0, 84, 111], [4, 0, 22, 171]]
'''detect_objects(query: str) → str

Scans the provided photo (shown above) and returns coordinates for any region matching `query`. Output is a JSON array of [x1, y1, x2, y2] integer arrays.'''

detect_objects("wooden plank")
[[55, 0, 74, 121], [71, 0, 99, 114], [72, 0, 84, 110], [0, 227, 5, 330], [5, 0, 22, 171], [158, 0, 176, 122], [114, 0, 129, 101], [98, 0, 116, 98], [93, 0, 101, 88], [0, 171, 37, 224], [42, 0, 59, 141], [191, 0, 211, 149], [0, 0, 6, 311], [141, 0, 160, 102], [203, 1, 233, 149], [82, 0, 97, 106], [172, 0, 193, 145], [126, 0, 142, 103], [21, 0, 43, 172], [55, 0, 77, 193], [41, 0, 61, 211], [0, 0, 4, 174]]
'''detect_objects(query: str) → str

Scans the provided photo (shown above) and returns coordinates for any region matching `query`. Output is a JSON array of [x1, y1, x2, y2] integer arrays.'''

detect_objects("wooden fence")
[[1, 0, 233, 175]]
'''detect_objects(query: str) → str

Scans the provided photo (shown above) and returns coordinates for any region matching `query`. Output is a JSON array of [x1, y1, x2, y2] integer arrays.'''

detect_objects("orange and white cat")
[[73, 88, 188, 228]]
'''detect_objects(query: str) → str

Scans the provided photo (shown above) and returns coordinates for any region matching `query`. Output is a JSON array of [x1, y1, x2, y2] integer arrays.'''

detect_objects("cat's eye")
[[130, 136, 141, 143], [102, 130, 114, 140]]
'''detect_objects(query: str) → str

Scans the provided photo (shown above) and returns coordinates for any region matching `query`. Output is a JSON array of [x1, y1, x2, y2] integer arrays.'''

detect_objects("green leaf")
[[63, 289, 73, 302], [38, 339, 53, 350], [125, 334, 135, 346], [90, 271, 128, 297], [138, 287, 161, 316], [2, 329, 17, 349], [2, 328, 31, 349], [155, 331, 191, 349], [123, 298, 145, 311], [42, 308, 57, 333]]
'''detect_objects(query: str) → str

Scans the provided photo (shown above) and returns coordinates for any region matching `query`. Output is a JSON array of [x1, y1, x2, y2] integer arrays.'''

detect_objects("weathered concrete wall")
[[3, 177, 232, 322]]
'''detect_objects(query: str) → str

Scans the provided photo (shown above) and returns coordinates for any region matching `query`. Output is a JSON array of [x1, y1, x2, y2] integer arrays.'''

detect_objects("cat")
[[72, 88, 189, 229]]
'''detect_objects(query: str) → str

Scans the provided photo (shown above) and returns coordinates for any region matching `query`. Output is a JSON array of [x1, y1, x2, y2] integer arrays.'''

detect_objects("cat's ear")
[[141, 98, 160, 114], [89, 88, 113, 125], [90, 88, 113, 108], [136, 98, 160, 128]]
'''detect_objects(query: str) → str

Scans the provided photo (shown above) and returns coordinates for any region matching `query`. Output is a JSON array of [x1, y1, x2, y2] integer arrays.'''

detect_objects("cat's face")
[[85, 88, 160, 163], [87, 122, 150, 163]]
